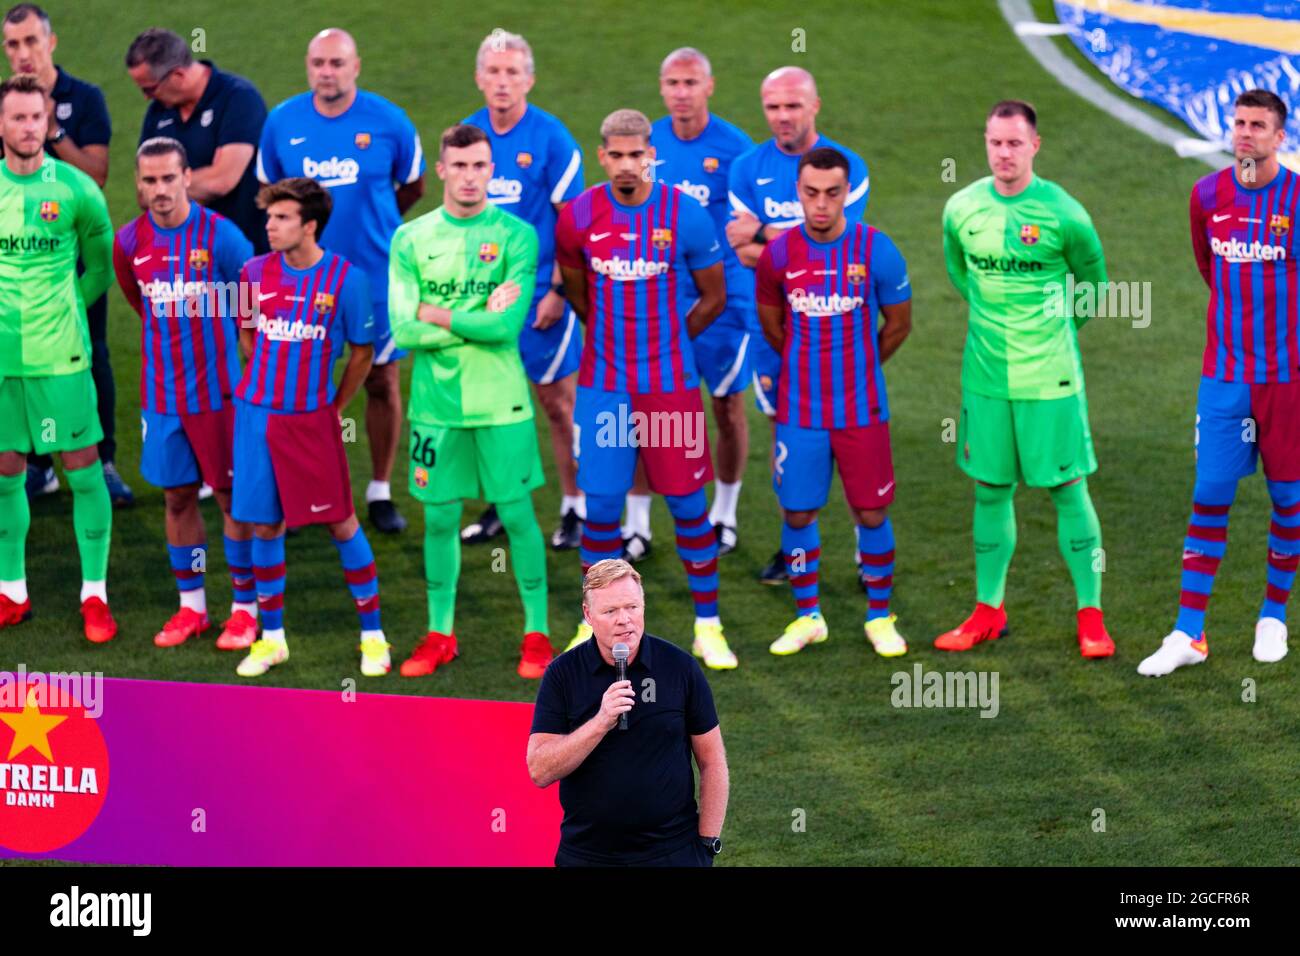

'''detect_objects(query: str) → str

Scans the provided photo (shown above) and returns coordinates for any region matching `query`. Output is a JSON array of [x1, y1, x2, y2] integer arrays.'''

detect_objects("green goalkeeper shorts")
[[957, 388, 1097, 488], [408, 418, 544, 505], [0, 370, 102, 455]]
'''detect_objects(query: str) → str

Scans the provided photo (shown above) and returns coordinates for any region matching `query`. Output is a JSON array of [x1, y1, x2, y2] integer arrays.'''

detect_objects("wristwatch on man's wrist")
[[699, 835, 722, 856], [47, 126, 67, 146]]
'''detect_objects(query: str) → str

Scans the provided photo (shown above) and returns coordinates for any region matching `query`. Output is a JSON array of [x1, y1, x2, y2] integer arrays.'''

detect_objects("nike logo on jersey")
[[156, 118, 174, 128], [693, 468, 706, 480], [756, 177, 774, 185], [786, 270, 807, 279], [1211, 213, 1233, 223], [877, 481, 894, 497], [590, 232, 612, 242], [290, 137, 307, 145], [133, 256, 151, 266], [310, 504, 331, 513]]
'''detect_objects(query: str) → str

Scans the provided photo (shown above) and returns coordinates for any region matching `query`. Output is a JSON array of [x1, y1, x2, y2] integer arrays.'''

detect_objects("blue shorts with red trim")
[[574, 386, 714, 497]]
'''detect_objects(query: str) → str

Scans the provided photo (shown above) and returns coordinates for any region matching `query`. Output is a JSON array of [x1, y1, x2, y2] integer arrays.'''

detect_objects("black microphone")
[[613, 642, 630, 730]]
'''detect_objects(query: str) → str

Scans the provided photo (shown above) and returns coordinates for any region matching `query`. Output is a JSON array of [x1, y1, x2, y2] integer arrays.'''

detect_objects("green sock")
[[974, 482, 1016, 607], [423, 500, 462, 634], [1050, 478, 1102, 609], [0, 472, 30, 581], [66, 461, 111, 582], [496, 495, 548, 636]]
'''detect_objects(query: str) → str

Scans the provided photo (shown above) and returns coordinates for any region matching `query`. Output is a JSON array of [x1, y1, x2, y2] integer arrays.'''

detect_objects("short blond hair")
[[582, 559, 643, 604], [599, 108, 651, 145]]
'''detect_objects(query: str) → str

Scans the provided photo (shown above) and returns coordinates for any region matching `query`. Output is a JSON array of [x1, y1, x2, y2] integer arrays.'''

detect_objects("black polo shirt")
[[139, 60, 268, 251], [48, 65, 111, 155], [530, 633, 719, 864]]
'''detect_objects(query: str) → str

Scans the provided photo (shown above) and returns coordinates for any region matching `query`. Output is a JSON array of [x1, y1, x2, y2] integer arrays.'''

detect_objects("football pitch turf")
[[11, 0, 1299, 865]]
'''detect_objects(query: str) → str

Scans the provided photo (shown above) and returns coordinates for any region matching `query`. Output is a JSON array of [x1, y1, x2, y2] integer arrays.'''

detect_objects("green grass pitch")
[[8, 0, 1298, 865]]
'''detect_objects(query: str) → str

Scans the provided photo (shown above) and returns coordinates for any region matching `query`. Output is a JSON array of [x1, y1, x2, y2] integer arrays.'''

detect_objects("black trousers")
[[31, 293, 115, 467], [555, 839, 713, 868]]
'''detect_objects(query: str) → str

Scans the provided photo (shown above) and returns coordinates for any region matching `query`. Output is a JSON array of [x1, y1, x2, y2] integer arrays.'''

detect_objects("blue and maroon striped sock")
[[1262, 479, 1300, 623], [168, 542, 204, 598], [252, 534, 287, 632], [666, 490, 718, 620], [1174, 479, 1237, 637], [332, 526, 381, 632], [857, 519, 895, 621], [782, 519, 821, 617], [223, 534, 256, 612], [580, 494, 625, 576]]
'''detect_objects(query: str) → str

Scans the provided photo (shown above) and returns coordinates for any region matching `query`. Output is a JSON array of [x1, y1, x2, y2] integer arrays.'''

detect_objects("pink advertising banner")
[[0, 675, 562, 865]]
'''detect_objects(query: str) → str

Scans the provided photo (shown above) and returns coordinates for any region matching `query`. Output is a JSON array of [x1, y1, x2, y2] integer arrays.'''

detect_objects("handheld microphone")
[[613, 642, 630, 730]]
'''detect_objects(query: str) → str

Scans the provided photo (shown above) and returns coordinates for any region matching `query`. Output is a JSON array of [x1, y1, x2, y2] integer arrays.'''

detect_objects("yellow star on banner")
[[0, 689, 67, 761]]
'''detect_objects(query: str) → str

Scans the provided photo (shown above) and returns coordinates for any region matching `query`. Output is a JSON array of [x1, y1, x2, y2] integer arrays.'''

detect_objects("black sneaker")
[[102, 462, 134, 508], [550, 509, 582, 551], [759, 548, 789, 585], [25, 462, 58, 500], [368, 498, 407, 534], [714, 523, 738, 557], [461, 503, 502, 543], [623, 532, 651, 564]]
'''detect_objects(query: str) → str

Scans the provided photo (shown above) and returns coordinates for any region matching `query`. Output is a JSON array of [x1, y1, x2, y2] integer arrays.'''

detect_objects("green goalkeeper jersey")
[[389, 203, 539, 428], [0, 155, 113, 378], [942, 174, 1106, 400]]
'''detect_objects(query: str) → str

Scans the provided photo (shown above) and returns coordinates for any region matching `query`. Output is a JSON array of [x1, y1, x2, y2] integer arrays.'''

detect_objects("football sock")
[[365, 480, 391, 503], [708, 480, 742, 528], [423, 500, 461, 634], [623, 493, 652, 539], [224, 535, 256, 616], [560, 494, 585, 519], [67, 461, 112, 583], [496, 495, 549, 636], [857, 519, 896, 621], [169, 543, 205, 609], [1049, 478, 1103, 610], [580, 493, 624, 575], [252, 533, 287, 631], [79, 581, 106, 603], [973, 482, 1016, 607], [1262, 479, 1300, 623], [666, 489, 718, 619], [0, 472, 30, 584], [1175, 478, 1237, 637], [332, 526, 381, 632], [782, 519, 821, 617]]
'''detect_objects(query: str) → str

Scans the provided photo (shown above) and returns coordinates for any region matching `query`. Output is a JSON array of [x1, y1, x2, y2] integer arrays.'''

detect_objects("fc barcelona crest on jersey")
[[847, 262, 866, 285], [516, 151, 533, 169], [355, 132, 372, 150], [39, 201, 59, 222], [1020, 223, 1040, 245], [313, 291, 336, 315], [652, 228, 673, 250], [188, 248, 210, 270], [1270, 213, 1291, 237], [703, 156, 719, 173], [478, 241, 499, 263]]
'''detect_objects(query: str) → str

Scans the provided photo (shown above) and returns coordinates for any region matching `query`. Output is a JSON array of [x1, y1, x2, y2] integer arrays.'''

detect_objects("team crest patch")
[[516, 151, 533, 169], [200, 108, 214, 128], [355, 132, 372, 150], [1020, 223, 1040, 245], [703, 156, 719, 173], [414, 466, 429, 489], [313, 292, 336, 314], [847, 262, 866, 285], [56, 102, 72, 121], [39, 201, 59, 222], [188, 248, 211, 270], [478, 242, 499, 263], [652, 228, 673, 249], [1270, 213, 1290, 236]]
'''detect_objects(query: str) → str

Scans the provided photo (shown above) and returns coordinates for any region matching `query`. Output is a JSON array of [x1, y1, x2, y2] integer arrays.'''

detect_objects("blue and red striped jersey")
[[234, 250, 373, 412], [755, 222, 910, 428], [1191, 166, 1300, 383], [112, 203, 252, 414], [555, 182, 722, 393]]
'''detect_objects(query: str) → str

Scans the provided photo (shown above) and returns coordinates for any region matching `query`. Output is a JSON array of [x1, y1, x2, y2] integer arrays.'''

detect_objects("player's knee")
[[164, 485, 200, 516], [61, 446, 100, 471], [856, 507, 887, 528], [423, 500, 463, 535], [0, 451, 26, 477], [783, 509, 817, 529]]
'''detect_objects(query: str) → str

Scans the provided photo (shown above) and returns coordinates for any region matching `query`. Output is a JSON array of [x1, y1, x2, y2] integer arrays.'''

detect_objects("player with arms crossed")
[[231, 177, 388, 678], [0, 75, 115, 642], [389, 124, 550, 679], [640, 47, 755, 558], [460, 30, 586, 551], [113, 137, 259, 650], [757, 147, 912, 657], [727, 66, 870, 585], [556, 109, 737, 669], [1139, 89, 1300, 674], [939, 100, 1113, 659]]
